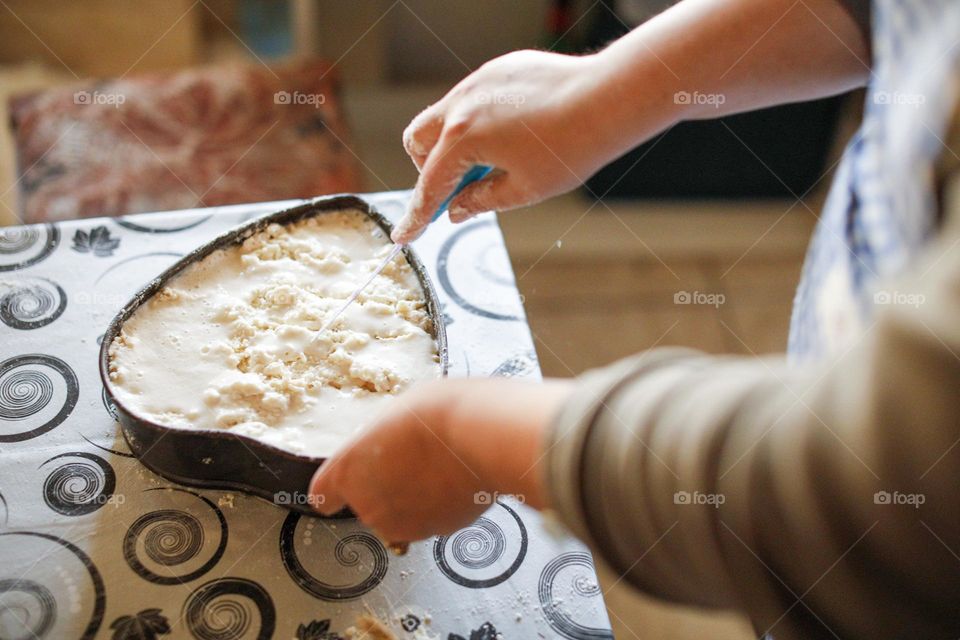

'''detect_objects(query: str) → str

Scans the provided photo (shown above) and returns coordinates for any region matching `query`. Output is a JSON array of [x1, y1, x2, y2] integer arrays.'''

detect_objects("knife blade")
[[316, 164, 494, 335]]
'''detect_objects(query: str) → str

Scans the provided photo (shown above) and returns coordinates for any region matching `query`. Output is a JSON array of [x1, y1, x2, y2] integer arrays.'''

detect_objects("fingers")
[[308, 462, 422, 541], [447, 172, 530, 222], [309, 464, 346, 516], [392, 136, 474, 243], [403, 106, 444, 172]]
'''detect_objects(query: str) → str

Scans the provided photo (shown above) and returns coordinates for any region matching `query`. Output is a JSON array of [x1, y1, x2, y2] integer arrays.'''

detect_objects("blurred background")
[[0, 2, 863, 637]]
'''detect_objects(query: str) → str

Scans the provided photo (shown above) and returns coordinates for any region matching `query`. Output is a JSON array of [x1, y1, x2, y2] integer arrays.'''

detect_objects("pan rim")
[[98, 194, 449, 468]]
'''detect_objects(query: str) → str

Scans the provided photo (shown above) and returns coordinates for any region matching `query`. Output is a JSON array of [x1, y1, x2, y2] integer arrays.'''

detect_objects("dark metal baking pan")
[[99, 195, 448, 515]]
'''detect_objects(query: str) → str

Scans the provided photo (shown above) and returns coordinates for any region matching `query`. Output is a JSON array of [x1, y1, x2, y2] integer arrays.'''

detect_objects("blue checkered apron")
[[788, 0, 960, 362]]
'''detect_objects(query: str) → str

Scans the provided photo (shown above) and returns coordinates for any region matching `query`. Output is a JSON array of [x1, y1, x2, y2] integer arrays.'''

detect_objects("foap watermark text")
[[474, 491, 525, 505], [873, 91, 925, 108], [273, 491, 325, 507], [874, 290, 925, 308], [74, 90, 125, 107], [674, 490, 725, 508], [874, 490, 925, 509], [674, 91, 726, 108], [476, 92, 526, 108], [675, 290, 725, 308], [274, 91, 326, 108]]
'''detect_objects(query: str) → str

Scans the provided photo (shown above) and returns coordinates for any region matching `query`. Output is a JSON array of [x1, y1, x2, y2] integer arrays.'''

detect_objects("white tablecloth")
[[0, 191, 612, 640]]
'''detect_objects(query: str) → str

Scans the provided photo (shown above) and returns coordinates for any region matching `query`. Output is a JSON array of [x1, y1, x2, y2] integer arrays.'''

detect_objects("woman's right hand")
[[392, 49, 637, 243], [391, 0, 872, 245]]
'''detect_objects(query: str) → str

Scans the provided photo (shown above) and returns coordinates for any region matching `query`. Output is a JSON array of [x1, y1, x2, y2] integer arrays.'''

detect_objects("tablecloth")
[[0, 191, 613, 640]]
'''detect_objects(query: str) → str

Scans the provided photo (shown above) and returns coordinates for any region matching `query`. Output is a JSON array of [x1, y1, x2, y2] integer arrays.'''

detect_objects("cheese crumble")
[[108, 210, 441, 456]]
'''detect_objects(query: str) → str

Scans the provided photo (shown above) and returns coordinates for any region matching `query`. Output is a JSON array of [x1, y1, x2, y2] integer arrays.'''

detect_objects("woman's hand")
[[392, 0, 872, 244], [308, 378, 573, 543], [392, 49, 638, 243]]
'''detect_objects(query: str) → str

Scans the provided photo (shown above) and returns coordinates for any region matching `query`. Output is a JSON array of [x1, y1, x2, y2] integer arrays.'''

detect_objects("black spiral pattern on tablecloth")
[[449, 517, 505, 570], [113, 214, 211, 234], [0, 354, 78, 442], [434, 500, 528, 589], [280, 512, 388, 601], [0, 578, 56, 640], [40, 452, 116, 516], [123, 489, 227, 585], [0, 531, 106, 640], [538, 552, 613, 640], [436, 221, 521, 322], [0, 278, 67, 329], [0, 224, 59, 272], [146, 511, 203, 565], [0, 368, 52, 418], [94, 251, 184, 285], [0, 227, 39, 253], [183, 578, 275, 640], [81, 433, 135, 458]]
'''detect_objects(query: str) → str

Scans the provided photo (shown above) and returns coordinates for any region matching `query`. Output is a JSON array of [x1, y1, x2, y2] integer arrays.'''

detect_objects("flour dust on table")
[[0, 191, 612, 640]]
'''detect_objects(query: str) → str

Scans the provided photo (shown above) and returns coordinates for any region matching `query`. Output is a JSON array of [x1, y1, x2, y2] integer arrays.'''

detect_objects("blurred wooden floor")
[[500, 193, 814, 377]]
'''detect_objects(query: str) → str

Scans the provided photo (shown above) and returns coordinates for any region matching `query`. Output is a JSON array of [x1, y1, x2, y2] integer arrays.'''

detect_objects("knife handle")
[[430, 164, 495, 223]]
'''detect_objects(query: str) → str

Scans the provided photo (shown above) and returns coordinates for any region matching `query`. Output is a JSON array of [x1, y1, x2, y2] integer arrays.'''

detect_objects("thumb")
[[447, 172, 530, 222], [308, 464, 346, 516]]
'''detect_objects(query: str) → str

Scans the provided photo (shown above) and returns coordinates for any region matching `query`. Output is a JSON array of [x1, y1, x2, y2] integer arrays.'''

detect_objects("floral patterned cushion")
[[8, 59, 361, 223]]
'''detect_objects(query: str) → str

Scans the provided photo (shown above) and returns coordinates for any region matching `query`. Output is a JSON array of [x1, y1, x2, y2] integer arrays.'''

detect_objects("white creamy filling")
[[108, 210, 441, 456]]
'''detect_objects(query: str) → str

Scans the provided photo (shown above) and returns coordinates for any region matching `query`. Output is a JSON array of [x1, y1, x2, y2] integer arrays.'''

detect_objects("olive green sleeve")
[[545, 116, 960, 640]]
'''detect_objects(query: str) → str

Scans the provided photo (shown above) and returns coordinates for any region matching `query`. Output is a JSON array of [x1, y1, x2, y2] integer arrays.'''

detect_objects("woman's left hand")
[[308, 377, 572, 543]]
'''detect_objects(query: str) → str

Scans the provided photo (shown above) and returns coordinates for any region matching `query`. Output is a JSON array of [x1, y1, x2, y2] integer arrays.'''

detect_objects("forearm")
[[585, 0, 870, 160], [442, 378, 573, 509]]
